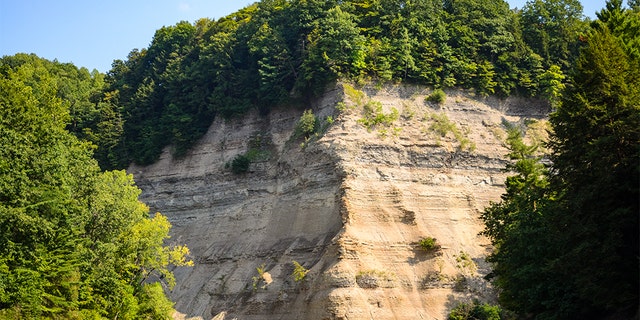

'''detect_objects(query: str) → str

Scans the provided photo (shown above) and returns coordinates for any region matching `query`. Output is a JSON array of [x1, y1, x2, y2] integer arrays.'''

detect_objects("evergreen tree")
[[482, 3, 639, 317], [547, 16, 639, 317]]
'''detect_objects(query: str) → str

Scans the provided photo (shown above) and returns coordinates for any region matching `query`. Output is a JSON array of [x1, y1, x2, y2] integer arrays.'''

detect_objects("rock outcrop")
[[129, 83, 549, 319]]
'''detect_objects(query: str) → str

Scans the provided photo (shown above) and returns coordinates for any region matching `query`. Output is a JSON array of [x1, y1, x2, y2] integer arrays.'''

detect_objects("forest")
[[64, 0, 590, 169], [0, 0, 638, 319]]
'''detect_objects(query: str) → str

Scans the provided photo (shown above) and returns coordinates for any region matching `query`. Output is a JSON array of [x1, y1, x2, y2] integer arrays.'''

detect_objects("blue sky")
[[1, 0, 607, 73]]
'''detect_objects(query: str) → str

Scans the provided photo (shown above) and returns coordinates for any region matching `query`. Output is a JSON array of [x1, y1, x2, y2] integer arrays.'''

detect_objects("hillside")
[[98, 0, 584, 170], [1, 1, 637, 318], [129, 83, 550, 319]]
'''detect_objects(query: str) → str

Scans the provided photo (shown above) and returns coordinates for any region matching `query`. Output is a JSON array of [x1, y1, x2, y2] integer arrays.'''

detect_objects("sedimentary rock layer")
[[129, 84, 548, 319]]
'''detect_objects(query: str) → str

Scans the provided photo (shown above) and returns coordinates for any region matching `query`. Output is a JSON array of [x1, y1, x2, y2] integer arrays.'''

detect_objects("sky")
[[1, 0, 608, 73]]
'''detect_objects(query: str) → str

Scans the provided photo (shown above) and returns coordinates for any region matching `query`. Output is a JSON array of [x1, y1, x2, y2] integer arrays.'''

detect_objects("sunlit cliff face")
[[130, 83, 549, 320]]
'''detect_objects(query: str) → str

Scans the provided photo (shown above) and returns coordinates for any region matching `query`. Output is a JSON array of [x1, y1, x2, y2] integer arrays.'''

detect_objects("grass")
[[427, 112, 476, 152], [355, 270, 395, 289], [454, 251, 477, 274], [343, 83, 366, 107], [358, 100, 399, 131]]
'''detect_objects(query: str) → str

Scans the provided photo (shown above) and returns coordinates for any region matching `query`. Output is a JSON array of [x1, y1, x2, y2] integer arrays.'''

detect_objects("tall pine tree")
[[547, 10, 639, 317], [482, 1, 639, 318]]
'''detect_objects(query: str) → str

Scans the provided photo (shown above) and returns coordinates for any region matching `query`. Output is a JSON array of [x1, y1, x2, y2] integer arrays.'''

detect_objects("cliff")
[[128, 83, 549, 319]]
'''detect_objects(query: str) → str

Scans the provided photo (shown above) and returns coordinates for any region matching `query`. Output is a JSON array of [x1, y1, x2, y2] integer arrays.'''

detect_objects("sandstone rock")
[[130, 83, 549, 320]]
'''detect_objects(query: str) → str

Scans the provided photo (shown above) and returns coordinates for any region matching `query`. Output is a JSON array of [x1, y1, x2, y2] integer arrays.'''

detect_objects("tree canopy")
[[1, 1, 633, 317], [95, 0, 590, 167], [481, 1, 639, 318], [0, 54, 191, 319]]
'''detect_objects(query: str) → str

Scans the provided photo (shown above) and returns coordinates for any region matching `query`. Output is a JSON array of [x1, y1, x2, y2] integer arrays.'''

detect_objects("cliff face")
[[129, 84, 549, 320]]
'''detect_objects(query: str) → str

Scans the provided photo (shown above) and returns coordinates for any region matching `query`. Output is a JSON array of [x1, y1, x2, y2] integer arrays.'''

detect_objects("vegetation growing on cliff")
[[0, 0, 591, 169], [84, 0, 588, 167], [1, 0, 637, 318]]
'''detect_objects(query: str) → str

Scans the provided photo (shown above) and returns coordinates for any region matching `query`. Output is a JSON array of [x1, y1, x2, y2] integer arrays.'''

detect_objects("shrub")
[[428, 113, 476, 152], [454, 251, 477, 274], [291, 261, 309, 283], [230, 154, 250, 174], [336, 101, 348, 112], [426, 89, 447, 104], [418, 237, 440, 252], [252, 263, 267, 291], [343, 83, 366, 106], [295, 109, 318, 139], [448, 300, 502, 320], [358, 100, 399, 131]]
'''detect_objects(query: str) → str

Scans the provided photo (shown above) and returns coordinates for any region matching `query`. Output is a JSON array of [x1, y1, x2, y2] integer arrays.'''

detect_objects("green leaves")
[[546, 18, 639, 315], [92, 0, 594, 164], [303, 6, 366, 90], [0, 57, 191, 319], [520, 0, 587, 69], [482, 8, 640, 318]]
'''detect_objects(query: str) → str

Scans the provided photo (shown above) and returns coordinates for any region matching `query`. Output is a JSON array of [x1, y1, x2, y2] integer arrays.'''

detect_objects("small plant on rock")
[[454, 251, 477, 274], [295, 109, 318, 139], [343, 83, 367, 107], [230, 154, 250, 174], [418, 236, 440, 252], [358, 100, 399, 131], [428, 112, 476, 152], [252, 263, 267, 291], [291, 260, 309, 283], [426, 89, 446, 104]]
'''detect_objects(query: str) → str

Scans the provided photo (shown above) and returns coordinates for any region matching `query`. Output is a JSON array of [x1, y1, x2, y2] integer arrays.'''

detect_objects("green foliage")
[[448, 300, 503, 320], [482, 9, 639, 318], [252, 263, 267, 291], [358, 100, 399, 131], [520, 0, 587, 69], [88, 0, 591, 165], [291, 261, 309, 283], [0, 0, 591, 169], [545, 16, 639, 316], [302, 6, 366, 92], [294, 109, 319, 139], [137, 283, 176, 319], [418, 237, 439, 252], [0, 57, 191, 319], [537, 64, 566, 103], [426, 89, 447, 104], [228, 133, 271, 173], [454, 251, 477, 275], [0, 54, 123, 170], [230, 154, 251, 174], [428, 113, 475, 151], [343, 83, 367, 107]]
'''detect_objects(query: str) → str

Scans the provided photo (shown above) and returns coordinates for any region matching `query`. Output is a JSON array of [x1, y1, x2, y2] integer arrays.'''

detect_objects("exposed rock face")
[[129, 84, 549, 320]]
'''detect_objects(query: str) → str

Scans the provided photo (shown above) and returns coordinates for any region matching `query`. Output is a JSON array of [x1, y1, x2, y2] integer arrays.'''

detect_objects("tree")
[[537, 64, 566, 103], [520, 0, 587, 69], [0, 55, 191, 319], [96, 0, 595, 163], [480, 127, 567, 317], [482, 5, 639, 317], [546, 16, 639, 317], [248, 22, 295, 105], [301, 6, 366, 93]]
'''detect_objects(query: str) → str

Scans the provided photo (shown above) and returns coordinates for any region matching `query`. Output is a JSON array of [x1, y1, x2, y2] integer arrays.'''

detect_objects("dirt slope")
[[129, 83, 549, 320]]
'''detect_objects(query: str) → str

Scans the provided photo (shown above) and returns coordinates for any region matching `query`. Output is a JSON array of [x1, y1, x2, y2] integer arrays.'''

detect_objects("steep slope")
[[129, 84, 549, 319]]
